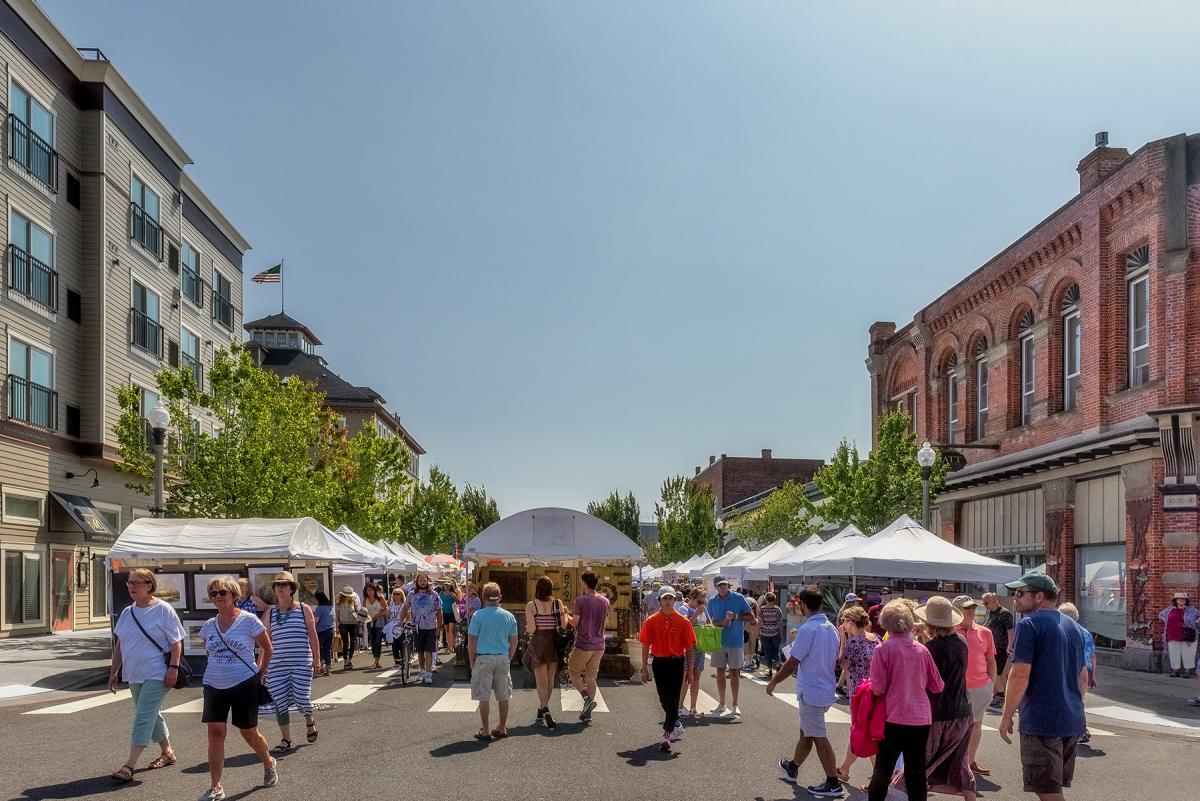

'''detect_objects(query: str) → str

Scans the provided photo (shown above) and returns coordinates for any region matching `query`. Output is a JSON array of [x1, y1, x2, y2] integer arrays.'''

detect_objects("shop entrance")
[[50, 549, 74, 632]]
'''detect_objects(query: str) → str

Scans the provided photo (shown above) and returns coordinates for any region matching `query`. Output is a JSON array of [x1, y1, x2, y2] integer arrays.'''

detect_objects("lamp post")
[[715, 516, 725, 555], [148, 404, 171, 518], [917, 441, 936, 531]]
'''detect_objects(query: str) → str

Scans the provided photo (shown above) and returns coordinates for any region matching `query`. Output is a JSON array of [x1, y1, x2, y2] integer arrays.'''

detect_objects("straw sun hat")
[[916, 596, 963, 629], [338, 585, 356, 598], [271, 571, 298, 592]]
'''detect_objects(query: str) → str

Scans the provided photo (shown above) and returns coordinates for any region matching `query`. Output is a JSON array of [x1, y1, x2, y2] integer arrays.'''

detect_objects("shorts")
[[968, 682, 994, 722], [1020, 734, 1078, 793], [798, 701, 830, 738], [689, 648, 706, 672], [202, 676, 260, 730], [567, 647, 603, 684], [471, 653, 513, 702], [414, 627, 438, 653], [710, 646, 745, 670]]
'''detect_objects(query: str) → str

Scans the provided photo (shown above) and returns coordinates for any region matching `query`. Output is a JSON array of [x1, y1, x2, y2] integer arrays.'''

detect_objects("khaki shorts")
[[470, 653, 513, 702], [1020, 734, 1078, 794], [798, 702, 830, 738], [567, 648, 603, 684], [968, 681, 994, 723], [709, 646, 745, 670]]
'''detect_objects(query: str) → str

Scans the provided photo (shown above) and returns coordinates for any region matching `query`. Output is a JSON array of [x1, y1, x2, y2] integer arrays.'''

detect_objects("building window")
[[7, 336, 55, 430], [945, 355, 958, 444], [94, 504, 120, 532], [181, 327, 202, 387], [212, 269, 233, 329], [2, 488, 43, 525], [974, 337, 988, 440], [1126, 246, 1150, 388], [3, 548, 42, 624], [1019, 310, 1035, 426], [8, 210, 57, 311], [90, 554, 108, 617], [8, 82, 57, 191], [130, 279, 163, 358], [1076, 544, 1126, 648], [1061, 284, 1081, 411], [130, 175, 161, 257], [181, 241, 204, 307]]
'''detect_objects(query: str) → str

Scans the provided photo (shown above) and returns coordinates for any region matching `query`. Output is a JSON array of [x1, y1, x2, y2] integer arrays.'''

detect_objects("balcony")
[[181, 352, 203, 390], [129, 202, 162, 259], [129, 308, 164, 358], [211, 290, 234, 330], [6, 374, 57, 430], [182, 265, 206, 308], [8, 114, 58, 192], [7, 244, 58, 312]]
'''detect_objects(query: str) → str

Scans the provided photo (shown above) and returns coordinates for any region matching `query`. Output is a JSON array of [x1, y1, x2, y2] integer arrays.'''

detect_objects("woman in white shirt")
[[107, 567, 186, 783]]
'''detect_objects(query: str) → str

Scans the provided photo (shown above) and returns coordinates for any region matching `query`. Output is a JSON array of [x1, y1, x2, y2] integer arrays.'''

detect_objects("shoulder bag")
[[213, 615, 273, 705], [128, 606, 194, 689], [555, 600, 574, 663], [694, 622, 723, 654]]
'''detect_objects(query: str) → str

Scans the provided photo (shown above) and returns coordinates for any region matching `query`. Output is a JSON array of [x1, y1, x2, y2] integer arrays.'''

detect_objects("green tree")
[[114, 345, 337, 519], [398, 465, 473, 554], [805, 410, 948, 534], [586, 489, 641, 542], [460, 483, 501, 537], [654, 476, 718, 562], [739, 480, 821, 548], [321, 422, 413, 542]]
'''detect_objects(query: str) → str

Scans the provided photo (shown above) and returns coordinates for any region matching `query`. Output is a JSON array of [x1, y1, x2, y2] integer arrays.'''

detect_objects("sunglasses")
[[126, 580, 148, 587], [1013, 589, 1037, 598], [272, 582, 292, 589], [208, 589, 231, 598]]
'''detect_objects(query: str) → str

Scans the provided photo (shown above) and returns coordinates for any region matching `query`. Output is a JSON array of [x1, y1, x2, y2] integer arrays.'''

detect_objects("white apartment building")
[[0, 0, 250, 637]]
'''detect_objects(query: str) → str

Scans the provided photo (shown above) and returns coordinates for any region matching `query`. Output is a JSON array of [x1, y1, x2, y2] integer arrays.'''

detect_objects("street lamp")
[[715, 516, 725, 555], [148, 404, 171, 518], [917, 441, 937, 531]]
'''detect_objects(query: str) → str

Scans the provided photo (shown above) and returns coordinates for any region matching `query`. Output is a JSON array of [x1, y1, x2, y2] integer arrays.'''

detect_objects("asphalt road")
[[0, 656, 1191, 801]]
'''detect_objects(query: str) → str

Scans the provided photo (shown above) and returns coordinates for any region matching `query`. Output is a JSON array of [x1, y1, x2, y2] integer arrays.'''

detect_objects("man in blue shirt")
[[766, 584, 842, 797], [467, 582, 518, 740], [707, 576, 755, 717], [999, 571, 1086, 801]]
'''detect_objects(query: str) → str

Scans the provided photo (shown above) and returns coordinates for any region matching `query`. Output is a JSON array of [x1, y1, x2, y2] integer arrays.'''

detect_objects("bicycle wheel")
[[400, 636, 410, 686]]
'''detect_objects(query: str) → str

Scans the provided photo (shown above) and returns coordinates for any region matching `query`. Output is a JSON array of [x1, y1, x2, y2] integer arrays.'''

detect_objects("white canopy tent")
[[677, 552, 716, 580], [800, 515, 1024, 586], [766, 533, 827, 581], [108, 517, 336, 566], [700, 546, 748, 579], [333, 526, 423, 571], [736, 539, 800, 583], [770, 526, 865, 581], [379, 541, 437, 573], [463, 507, 645, 566]]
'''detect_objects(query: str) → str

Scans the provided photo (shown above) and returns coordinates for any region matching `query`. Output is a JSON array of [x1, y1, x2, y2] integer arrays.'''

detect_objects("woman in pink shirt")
[[866, 599, 945, 801]]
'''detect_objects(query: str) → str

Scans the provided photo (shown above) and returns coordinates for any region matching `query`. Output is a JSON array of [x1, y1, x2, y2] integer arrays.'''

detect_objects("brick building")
[[867, 132, 1200, 671], [691, 449, 823, 513]]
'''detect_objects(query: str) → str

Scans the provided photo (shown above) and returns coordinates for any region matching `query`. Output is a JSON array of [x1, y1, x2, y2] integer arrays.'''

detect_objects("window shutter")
[[66, 289, 81, 323], [168, 243, 180, 274], [168, 339, 179, 367], [66, 174, 81, 209], [65, 405, 81, 438]]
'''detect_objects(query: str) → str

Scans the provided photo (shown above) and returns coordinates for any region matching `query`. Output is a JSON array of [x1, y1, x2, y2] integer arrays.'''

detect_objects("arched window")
[[1126, 246, 1150, 388], [945, 354, 959, 443], [974, 337, 989, 440], [1019, 310, 1036, 426], [1061, 284, 1081, 411]]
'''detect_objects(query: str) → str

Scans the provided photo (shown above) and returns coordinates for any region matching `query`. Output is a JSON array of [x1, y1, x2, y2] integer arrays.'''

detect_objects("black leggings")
[[652, 656, 685, 734], [369, 624, 384, 660], [318, 628, 334, 667], [339, 624, 358, 662], [868, 722, 930, 801]]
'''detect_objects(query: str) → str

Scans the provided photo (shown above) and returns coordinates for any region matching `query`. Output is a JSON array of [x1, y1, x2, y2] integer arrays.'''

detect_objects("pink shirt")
[[961, 623, 996, 689], [869, 633, 944, 725]]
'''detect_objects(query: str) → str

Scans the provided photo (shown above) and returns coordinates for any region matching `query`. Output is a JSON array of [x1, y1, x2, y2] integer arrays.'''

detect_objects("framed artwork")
[[248, 566, 283, 606], [151, 573, 187, 610], [193, 574, 226, 610], [295, 570, 328, 607], [182, 619, 207, 656]]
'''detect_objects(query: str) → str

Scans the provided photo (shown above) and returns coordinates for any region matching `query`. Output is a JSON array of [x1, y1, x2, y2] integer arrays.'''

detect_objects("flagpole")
[[280, 258, 285, 313]]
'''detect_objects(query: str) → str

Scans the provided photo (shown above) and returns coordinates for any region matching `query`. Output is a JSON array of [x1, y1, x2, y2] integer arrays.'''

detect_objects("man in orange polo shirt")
[[640, 588, 696, 752]]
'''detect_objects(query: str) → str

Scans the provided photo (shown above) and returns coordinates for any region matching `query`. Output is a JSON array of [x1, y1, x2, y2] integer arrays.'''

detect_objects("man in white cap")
[[707, 576, 755, 717], [953, 595, 996, 776]]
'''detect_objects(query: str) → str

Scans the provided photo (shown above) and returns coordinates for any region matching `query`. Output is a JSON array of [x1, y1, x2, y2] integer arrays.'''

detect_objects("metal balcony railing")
[[6, 374, 56, 430], [211, 291, 234, 329], [7, 243, 57, 311], [8, 114, 58, 192], [182, 265, 206, 308], [181, 352, 203, 390], [129, 308, 164, 358], [129, 202, 162, 259]]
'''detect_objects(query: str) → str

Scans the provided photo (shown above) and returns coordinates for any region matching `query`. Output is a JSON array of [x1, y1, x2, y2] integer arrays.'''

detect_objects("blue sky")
[[45, 1, 1199, 518]]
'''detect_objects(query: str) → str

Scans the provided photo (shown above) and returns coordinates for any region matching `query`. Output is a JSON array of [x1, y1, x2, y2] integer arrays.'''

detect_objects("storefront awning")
[[50, 492, 118, 543]]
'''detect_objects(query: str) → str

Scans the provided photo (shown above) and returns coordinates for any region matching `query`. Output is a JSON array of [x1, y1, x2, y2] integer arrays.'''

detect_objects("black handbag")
[[214, 618, 273, 706], [127, 606, 194, 690], [1185, 627, 1197, 644], [555, 600, 575, 663]]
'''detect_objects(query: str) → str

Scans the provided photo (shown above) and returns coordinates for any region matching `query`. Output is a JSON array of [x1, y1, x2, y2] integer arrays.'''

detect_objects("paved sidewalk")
[[1081, 664, 1200, 737], [0, 629, 110, 694]]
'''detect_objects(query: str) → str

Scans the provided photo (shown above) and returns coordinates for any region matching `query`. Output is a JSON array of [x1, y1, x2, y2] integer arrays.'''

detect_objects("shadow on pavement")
[[180, 753, 263, 774], [13, 775, 133, 799], [616, 744, 679, 767], [32, 667, 107, 691], [430, 738, 493, 757]]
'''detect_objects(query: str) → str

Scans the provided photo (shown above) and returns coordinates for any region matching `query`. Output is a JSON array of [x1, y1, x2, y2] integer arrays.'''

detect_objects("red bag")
[[849, 679, 887, 758]]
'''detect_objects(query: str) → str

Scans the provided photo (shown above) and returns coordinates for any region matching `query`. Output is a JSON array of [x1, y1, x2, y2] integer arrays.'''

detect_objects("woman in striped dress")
[[261, 571, 321, 752]]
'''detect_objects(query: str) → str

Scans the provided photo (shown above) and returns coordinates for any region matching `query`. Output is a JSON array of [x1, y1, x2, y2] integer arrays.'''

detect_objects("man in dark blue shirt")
[[998, 571, 1086, 801]]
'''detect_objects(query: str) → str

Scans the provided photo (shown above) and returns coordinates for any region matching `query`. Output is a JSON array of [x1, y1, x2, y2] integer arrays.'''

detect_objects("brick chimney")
[[709, 455, 716, 465], [1077, 132, 1129, 193], [761, 448, 772, 460], [695, 466, 701, 476]]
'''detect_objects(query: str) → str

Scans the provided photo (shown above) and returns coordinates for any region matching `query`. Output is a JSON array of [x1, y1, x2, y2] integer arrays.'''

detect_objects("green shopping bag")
[[694, 625, 723, 653]]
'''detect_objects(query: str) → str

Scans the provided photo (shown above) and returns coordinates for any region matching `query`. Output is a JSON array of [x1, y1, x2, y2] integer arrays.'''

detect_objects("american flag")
[[252, 263, 282, 283]]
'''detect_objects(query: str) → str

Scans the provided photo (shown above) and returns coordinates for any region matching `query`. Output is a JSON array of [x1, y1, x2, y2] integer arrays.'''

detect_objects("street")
[[0, 654, 1192, 801]]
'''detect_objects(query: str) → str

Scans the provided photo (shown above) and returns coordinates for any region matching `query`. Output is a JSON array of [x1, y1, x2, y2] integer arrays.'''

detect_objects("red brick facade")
[[691, 450, 823, 513], [867, 134, 1200, 671]]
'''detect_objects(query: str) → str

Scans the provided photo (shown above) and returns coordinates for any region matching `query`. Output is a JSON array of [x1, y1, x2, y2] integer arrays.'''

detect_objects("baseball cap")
[[952, 595, 978, 609], [1005, 571, 1060, 595], [658, 587, 678, 599], [844, 592, 861, 603], [715, 576, 731, 587]]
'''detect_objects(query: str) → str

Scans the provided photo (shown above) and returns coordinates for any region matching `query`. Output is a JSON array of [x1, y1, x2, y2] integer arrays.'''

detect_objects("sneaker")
[[659, 733, 671, 753], [690, 707, 701, 718], [537, 706, 547, 720], [679, 707, 690, 718], [198, 788, 226, 801], [543, 710, 557, 729], [729, 704, 742, 717], [806, 778, 845, 797], [669, 721, 684, 741], [711, 704, 728, 716], [778, 758, 798, 783], [580, 698, 597, 721], [1079, 732, 1091, 744], [263, 757, 278, 788]]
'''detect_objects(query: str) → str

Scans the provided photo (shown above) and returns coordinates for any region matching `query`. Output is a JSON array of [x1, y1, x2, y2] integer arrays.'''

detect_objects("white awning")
[[464, 507, 645, 566], [108, 517, 336, 566]]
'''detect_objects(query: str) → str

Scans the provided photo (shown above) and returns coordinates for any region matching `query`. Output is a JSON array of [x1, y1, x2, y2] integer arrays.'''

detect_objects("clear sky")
[[44, 1, 1199, 519]]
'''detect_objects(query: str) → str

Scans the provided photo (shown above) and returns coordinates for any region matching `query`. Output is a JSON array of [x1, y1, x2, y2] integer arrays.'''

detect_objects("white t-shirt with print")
[[114, 601, 186, 685], [200, 610, 266, 689]]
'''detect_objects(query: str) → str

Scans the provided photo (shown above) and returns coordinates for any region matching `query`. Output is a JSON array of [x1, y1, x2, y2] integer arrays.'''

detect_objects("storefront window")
[[3, 550, 42, 625], [1076, 544, 1126, 647], [91, 555, 108, 617]]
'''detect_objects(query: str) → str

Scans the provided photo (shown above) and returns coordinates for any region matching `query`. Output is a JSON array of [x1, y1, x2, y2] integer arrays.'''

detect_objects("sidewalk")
[[1083, 664, 1200, 736], [0, 629, 111, 695]]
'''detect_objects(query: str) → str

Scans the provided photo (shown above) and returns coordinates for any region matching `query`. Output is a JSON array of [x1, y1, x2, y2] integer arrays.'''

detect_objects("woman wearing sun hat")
[[260, 572, 321, 752], [335, 586, 363, 670], [1158, 592, 1199, 678]]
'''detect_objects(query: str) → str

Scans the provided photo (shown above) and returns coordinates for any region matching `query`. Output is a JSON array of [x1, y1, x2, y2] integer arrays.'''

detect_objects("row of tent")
[[639, 515, 1023, 586]]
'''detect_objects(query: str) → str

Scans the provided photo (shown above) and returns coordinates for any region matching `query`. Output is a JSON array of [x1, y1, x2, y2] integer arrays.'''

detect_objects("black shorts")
[[202, 676, 260, 730], [414, 628, 438, 653]]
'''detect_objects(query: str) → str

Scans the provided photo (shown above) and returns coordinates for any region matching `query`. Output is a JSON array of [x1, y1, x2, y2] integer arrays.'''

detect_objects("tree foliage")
[[397, 465, 474, 554], [586, 489, 641, 542], [322, 423, 413, 542], [655, 476, 718, 562], [460, 483, 501, 536], [737, 480, 822, 548], [805, 410, 948, 534]]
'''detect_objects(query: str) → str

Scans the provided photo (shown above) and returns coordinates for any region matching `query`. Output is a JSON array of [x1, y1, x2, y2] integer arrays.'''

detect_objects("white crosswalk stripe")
[[162, 697, 205, 714], [24, 689, 130, 715], [0, 684, 51, 699], [312, 684, 381, 705], [559, 687, 608, 712], [429, 683, 478, 712]]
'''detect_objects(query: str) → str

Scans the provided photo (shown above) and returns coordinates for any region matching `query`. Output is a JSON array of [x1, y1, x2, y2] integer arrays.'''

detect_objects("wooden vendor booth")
[[463, 507, 644, 680]]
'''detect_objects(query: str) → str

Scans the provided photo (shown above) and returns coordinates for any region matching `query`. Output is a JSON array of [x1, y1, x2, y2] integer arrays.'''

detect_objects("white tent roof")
[[722, 540, 790, 584], [332, 525, 420, 571], [700, 546, 748, 578], [463, 507, 645, 566], [380, 541, 436, 573], [737, 539, 800, 582], [109, 518, 336, 564], [677, 552, 715, 579], [771, 526, 866, 578], [800, 515, 1024, 584], [766, 533, 827, 579]]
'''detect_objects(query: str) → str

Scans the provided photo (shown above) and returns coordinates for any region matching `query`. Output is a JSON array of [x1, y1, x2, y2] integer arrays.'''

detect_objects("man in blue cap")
[[998, 571, 1086, 801], [707, 576, 755, 717]]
